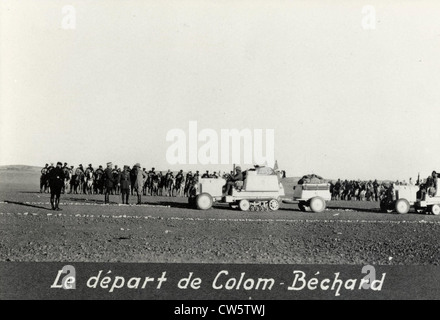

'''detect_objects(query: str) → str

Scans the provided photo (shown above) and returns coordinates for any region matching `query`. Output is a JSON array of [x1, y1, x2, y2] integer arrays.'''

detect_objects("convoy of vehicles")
[[188, 165, 439, 215]]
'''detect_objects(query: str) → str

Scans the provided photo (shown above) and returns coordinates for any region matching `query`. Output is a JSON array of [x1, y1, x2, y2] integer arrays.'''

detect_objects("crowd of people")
[[39, 162, 247, 208], [40, 161, 438, 209], [329, 171, 438, 202]]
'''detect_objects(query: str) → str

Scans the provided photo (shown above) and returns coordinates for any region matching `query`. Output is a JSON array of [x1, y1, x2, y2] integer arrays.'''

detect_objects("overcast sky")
[[1, 0, 440, 180]]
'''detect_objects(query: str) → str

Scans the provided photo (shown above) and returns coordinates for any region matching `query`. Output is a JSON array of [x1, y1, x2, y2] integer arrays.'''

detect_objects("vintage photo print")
[[0, 0, 439, 302]]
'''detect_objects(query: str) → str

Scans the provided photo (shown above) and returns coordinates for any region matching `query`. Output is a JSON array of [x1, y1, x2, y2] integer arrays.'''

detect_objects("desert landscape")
[[0, 165, 439, 265]]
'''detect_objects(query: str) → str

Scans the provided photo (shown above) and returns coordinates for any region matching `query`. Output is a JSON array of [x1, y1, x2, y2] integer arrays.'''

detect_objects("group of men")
[[329, 171, 439, 202], [40, 162, 246, 209]]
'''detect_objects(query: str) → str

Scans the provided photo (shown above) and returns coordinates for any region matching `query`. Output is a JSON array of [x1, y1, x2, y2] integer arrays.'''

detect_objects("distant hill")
[[0, 165, 41, 172]]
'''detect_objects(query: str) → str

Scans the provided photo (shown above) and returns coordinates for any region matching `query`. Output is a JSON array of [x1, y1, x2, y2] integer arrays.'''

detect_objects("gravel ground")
[[1, 186, 439, 265]]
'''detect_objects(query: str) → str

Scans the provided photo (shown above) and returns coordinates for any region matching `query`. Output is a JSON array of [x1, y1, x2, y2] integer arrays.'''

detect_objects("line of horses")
[[40, 168, 194, 197]]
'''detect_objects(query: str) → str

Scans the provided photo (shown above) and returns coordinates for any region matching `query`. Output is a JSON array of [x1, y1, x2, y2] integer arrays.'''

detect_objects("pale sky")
[[1, 0, 440, 180]]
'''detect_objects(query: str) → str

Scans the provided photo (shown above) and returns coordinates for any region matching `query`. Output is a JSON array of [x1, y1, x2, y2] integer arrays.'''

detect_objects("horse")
[[94, 172, 104, 194], [158, 175, 165, 196], [85, 171, 94, 194], [173, 177, 185, 197], [143, 175, 150, 196], [166, 176, 175, 197], [62, 169, 71, 194], [112, 170, 120, 195], [184, 177, 193, 197], [76, 171, 85, 194], [359, 188, 367, 201], [343, 182, 352, 201], [151, 178, 159, 196], [40, 173, 49, 193]]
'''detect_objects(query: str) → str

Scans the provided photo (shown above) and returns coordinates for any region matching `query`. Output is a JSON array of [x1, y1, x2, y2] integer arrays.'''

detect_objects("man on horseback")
[[165, 170, 175, 196], [86, 164, 94, 174], [174, 170, 185, 197], [47, 163, 55, 173], [61, 163, 70, 194], [184, 171, 193, 197], [202, 170, 210, 178], [74, 164, 85, 194]]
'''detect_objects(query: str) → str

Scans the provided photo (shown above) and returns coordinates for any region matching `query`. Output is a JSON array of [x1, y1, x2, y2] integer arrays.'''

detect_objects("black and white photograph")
[[0, 0, 439, 303]]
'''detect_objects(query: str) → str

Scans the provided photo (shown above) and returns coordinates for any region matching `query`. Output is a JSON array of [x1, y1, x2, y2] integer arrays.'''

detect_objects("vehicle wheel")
[[195, 193, 213, 210], [238, 199, 250, 211], [431, 204, 440, 215], [395, 198, 410, 214], [268, 199, 280, 211], [309, 197, 326, 213]]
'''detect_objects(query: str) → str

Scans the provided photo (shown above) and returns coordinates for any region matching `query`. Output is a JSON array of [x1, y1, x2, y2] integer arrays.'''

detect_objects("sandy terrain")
[[0, 166, 439, 264]]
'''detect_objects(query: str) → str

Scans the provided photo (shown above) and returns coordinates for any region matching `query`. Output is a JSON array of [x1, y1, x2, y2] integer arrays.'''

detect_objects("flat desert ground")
[[0, 166, 439, 264]]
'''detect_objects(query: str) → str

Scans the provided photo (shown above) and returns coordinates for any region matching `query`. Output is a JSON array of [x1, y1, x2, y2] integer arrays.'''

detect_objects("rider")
[[164, 170, 173, 181], [86, 164, 94, 174], [175, 170, 184, 182], [184, 171, 193, 196], [202, 170, 210, 178], [194, 171, 200, 183], [224, 166, 244, 196], [75, 164, 84, 175], [41, 164, 49, 175], [95, 165, 104, 175], [47, 163, 55, 173]]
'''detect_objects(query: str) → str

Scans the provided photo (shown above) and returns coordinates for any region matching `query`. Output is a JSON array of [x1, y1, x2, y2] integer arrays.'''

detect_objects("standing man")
[[49, 162, 65, 210], [112, 165, 120, 195], [103, 162, 115, 204], [132, 163, 146, 204], [119, 165, 131, 204]]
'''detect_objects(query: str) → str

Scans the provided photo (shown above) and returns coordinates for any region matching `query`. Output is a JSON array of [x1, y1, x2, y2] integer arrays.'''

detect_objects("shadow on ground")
[[3, 200, 51, 210]]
